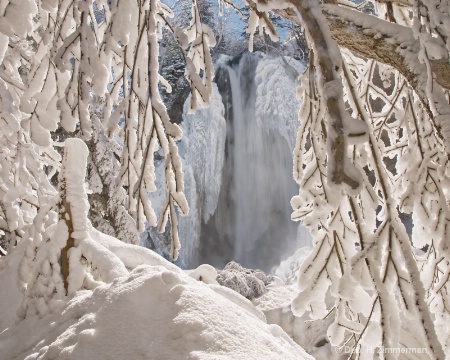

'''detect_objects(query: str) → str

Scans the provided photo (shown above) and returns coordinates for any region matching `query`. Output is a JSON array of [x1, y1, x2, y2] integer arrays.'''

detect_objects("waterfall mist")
[[193, 53, 311, 272]]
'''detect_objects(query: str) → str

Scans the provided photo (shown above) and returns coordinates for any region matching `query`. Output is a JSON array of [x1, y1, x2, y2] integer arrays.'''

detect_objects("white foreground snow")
[[0, 232, 314, 360]]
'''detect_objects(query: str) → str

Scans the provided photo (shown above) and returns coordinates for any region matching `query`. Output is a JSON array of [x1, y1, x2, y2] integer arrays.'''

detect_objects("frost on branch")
[[19, 138, 129, 318], [321, 3, 450, 157], [1, 0, 215, 260], [0, 20, 60, 252], [257, 0, 449, 355], [182, 0, 216, 112], [241, 0, 279, 52], [217, 261, 272, 300], [102, 0, 216, 259], [52, 0, 109, 139], [340, 51, 447, 356], [86, 116, 140, 245], [292, 45, 447, 358], [286, 0, 368, 193]]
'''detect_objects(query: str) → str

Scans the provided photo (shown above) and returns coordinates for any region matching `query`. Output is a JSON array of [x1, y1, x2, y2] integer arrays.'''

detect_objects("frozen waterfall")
[[178, 53, 312, 272]]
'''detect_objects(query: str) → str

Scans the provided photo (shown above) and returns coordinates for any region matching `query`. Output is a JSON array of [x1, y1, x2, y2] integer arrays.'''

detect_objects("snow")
[[0, 32, 9, 65], [61, 138, 90, 235], [91, 225, 181, 273], [216, 261, 271, 300], [2, 0, 449, 357], [181, 83, 226, 225], [253, 281, 335, 359], [0, 239, 25, 333], [272, 246, 313, 282], [188, 263, 219, 284], [0, 239, 314, 360], [0, 0, 37, 38], [68, 235, 128, 292], [254, 56, 306, 150], [174, 83, 226, 266], [0, 125, 321, 360]]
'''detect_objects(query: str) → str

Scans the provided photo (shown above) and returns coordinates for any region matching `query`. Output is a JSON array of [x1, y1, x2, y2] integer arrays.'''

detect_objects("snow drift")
[[0, 238, 314, 360]]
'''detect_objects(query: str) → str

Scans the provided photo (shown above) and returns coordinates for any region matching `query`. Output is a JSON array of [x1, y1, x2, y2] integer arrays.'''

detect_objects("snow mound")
[[0, 238, 24, 332], [254, 282, 335, 360], [188, 263, 219, 284], [0, 262, 313, 360]]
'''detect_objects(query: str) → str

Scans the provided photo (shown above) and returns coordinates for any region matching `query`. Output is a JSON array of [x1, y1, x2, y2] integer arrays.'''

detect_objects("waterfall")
[[186, 53, 312, 272], [142, 53, 311, 272]]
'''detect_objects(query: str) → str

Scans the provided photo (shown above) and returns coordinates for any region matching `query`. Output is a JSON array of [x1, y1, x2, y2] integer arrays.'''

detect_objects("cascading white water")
[[163, 52, 313, 272], [143, 53, 311, 272], [229, 55, 298, 268], [192, 53, 312, 272]]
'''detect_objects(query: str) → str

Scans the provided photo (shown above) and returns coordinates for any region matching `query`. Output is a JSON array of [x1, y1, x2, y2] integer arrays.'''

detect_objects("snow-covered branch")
[[249, 0, 368, 191], [273, 3, 450, 155], [324, 5, 450, 150], [291, 29, 448, 355]]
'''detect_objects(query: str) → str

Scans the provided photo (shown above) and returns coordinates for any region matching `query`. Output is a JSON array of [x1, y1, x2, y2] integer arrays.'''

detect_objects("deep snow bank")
[[0, 240, 313, 360]]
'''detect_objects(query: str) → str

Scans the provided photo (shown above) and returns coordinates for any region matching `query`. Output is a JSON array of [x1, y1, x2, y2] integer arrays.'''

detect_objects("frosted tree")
[[1, 0, 450, 358], [269, 1, 450, 358], [0, 0, 216, 256], [1, 0, 215, 318], [219, 0, 450, 357], [0, 1, 61, 252]]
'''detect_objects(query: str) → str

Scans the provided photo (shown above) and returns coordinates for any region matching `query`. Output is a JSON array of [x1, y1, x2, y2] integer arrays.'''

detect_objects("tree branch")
[[274, 4, 450, 153], [285, 0, 362, 190]]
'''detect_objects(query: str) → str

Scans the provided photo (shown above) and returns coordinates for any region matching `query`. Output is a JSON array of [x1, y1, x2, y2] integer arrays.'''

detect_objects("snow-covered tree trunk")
[[58, 139, 90, 291]]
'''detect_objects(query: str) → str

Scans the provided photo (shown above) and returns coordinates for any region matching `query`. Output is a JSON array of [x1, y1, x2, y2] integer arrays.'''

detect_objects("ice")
[[231, 54, 311, 269], [176, 83, 227, 266], [197, 53, 310, 271], [254, 56, 306, 150], [181, 83, 226, 224]]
